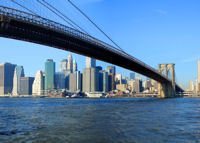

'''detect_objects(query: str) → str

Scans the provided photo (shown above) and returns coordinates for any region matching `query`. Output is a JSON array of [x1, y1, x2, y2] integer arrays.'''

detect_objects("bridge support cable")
[[36, 0, 80, 31], [41, 0, 89, 34], [37, 0, 86, 33], [67, 0, 125, 52], [10, 0, 39, 16]]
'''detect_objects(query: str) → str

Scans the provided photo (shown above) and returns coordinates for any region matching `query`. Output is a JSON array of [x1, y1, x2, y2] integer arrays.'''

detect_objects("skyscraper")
[[20, 77, 34, 95], [69, 71, 82, 91], [54, 72, 65, 89], [0, 63, 16, 95], [12, 66, 24, 95], [32, 70, 44, 96], [83, 57, 99, 92], [130, 72, 135, 80], [106, 66, 116, 91], [60, 59, 68, 72], [127, 79, 143, 93], [108, 73, 115, 91], [67, 53, 73, 73], [99, 70, 108, 92], [83, 67, 99, 92], [86, 57, 96, 68], [45, 59, 55, 91], [106, 66, 116, 75], [73, 60, 77, 73], [12, 69, 18, 95]]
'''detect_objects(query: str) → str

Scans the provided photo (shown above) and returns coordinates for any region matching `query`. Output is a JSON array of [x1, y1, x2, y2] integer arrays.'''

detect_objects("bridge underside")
[[0, 14, 184, 96]]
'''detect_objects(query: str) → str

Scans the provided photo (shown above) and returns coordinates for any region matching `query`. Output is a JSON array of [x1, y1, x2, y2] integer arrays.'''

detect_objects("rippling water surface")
[[0, 97, 200, 143]]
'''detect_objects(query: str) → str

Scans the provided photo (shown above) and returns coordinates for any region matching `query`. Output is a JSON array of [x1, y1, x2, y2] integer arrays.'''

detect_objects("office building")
[[32, 70, 44, 95], [106, 66, 116, 75], [96, 66, 103, 71], [127, 79, 143, 93], [143, 80, 152, 90], [60, 59, 68, 72], [115, 74, 122, 84], [0, 63, 16, 95], [12, 66, 25, 95], [108, 73, 115, 91], [130, 72, 135, 80], [20, 77, 34, 95], [45, 59, 55, 91], [83, 67, 99, 92], [67, 53, 73, 73], [83, 57, 99, 92], [73, 60, 77, 73], [99, 70, 108, 92], [86, 57, 96, 68], [54, 72, 66, 90], [69, 71, 82, 91]]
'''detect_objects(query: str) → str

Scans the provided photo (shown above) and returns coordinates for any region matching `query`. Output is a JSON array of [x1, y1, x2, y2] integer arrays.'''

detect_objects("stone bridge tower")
[[158, 64, 176, 98]]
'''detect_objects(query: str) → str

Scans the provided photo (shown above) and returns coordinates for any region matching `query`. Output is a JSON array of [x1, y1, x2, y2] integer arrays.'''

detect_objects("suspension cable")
[[10, 0, 39, 16], [67, 0, 125, 52], [41, 0, 89, 34], [37, 0, 79, 30]]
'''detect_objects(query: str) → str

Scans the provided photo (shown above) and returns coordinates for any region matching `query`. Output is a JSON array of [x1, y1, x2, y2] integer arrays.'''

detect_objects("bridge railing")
[[0, 6, 168, 81]]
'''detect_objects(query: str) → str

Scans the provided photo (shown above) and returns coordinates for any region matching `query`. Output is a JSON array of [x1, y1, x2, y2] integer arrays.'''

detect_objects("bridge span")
[[0, 6, 183, 97]]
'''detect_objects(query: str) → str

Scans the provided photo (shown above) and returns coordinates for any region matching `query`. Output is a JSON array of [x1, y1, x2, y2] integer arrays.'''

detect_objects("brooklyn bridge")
[[0, 1, 184, 98]]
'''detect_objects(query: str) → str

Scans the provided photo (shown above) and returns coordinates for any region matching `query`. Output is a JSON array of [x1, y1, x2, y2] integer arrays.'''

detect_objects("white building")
[[12, 68, 18, 96], [189, 80, 194, 92], [67, 53, 73, 73], [32, 71, 44, 96], [86, 57, 96, 68]]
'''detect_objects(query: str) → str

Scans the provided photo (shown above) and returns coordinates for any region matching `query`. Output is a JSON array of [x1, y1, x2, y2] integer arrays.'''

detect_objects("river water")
[[0, 97, 200, 143]]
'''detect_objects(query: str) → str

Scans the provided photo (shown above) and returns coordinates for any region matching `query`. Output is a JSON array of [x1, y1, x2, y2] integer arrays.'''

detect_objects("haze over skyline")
[[1, 0, 200, 89]]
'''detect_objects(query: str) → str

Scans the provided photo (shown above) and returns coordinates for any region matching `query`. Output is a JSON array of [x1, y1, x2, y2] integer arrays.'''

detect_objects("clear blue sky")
[[1, 0, 200, 89]]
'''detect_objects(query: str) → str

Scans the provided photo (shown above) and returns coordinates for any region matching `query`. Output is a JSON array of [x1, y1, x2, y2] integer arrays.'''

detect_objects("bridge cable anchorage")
[[10, 0, 39, 16], [36, 0, 79, 31], [67, 0, 125, 52], [41, 0, 89, 34]]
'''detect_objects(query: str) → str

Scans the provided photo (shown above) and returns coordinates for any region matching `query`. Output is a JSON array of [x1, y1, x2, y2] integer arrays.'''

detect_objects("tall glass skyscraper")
[[55, 72, 65, 89], [0, 63, 16, 95], [45, 59, 55, 91]]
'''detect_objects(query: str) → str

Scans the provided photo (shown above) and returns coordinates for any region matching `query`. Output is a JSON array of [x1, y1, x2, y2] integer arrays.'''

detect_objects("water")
[[0, 97, 200, 143]]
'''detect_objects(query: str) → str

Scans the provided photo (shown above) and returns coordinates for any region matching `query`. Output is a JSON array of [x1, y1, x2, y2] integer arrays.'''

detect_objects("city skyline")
[[1, 0, 200, 89], [0, 54, 155, 96]]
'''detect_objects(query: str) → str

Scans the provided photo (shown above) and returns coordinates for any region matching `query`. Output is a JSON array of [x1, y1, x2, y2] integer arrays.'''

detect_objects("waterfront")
[[0, 97, 200, 143]]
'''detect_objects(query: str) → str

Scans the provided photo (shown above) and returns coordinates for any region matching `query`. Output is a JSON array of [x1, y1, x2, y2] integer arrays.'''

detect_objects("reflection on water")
[[0, 98, 200, 143]]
